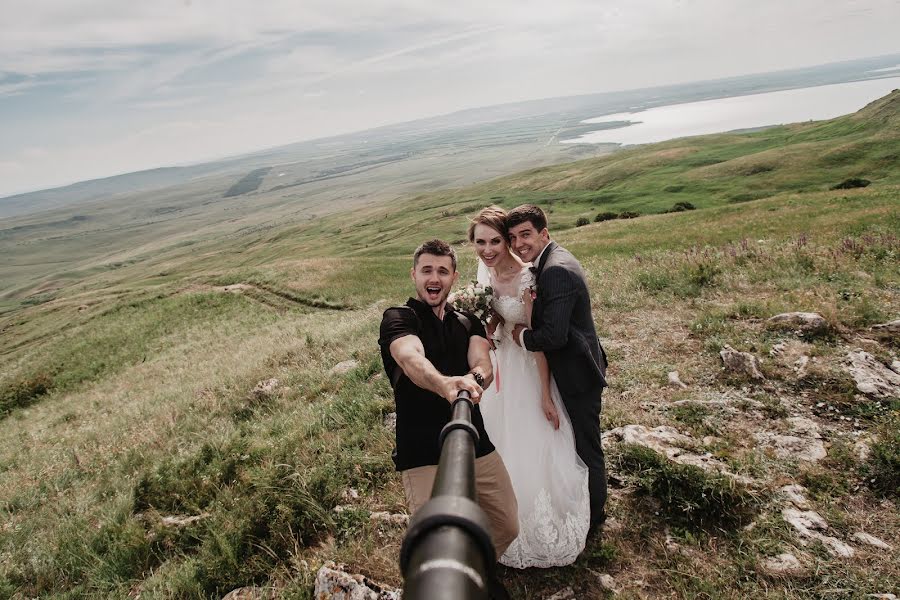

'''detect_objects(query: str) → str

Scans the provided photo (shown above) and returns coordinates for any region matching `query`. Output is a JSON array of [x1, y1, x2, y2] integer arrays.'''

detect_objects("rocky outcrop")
[[755, 417, 827, 463], [314, 562, 400, 600], [767, 312, 829, 336], [604, 424, 745, 479], [780, 485, 855, 558], [845, 350, 900, 399], [779, 484, 811, 509], [782, 509, 854, 557], [720, 345, 765, 380], [851, 532, 893, 551]]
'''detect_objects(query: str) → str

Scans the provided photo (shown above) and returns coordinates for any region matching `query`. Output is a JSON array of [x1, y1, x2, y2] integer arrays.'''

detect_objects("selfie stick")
[[399, 390, 493, 600]]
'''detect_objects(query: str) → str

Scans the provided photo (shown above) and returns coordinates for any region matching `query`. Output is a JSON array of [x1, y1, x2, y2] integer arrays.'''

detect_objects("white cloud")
[[1, 0, 898, 196]]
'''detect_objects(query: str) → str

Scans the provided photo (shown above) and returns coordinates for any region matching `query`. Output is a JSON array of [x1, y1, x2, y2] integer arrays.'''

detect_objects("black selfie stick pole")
[[399, 390, 494, 600]]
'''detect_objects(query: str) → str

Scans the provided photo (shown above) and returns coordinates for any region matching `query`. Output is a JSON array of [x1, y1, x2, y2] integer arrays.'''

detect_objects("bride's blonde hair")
[[467, 205, 508, 242]]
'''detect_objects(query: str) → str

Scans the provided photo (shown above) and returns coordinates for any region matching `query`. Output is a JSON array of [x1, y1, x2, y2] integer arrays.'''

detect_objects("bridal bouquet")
[[448, 281, 494, 324]]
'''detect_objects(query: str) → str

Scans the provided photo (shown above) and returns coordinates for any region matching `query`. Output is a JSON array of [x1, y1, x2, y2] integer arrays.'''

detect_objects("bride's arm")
[[524, 287, 559, 429]]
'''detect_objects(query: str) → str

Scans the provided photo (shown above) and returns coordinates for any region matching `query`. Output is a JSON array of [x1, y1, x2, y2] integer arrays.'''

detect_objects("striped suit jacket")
[[523, 241, 608, 396]]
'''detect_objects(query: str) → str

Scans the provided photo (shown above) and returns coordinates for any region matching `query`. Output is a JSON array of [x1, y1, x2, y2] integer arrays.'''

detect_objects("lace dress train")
[[478, 264, 590, 568]]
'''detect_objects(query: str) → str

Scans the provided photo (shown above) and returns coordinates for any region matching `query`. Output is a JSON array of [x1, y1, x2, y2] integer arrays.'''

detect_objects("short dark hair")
[[506, 204, 548, 233], [468, 205, 508, 242], [413, 239, 457, 271]]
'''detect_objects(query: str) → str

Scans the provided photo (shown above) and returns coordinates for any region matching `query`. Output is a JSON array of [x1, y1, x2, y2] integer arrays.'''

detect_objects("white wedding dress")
[[477, 262, 590, 568]]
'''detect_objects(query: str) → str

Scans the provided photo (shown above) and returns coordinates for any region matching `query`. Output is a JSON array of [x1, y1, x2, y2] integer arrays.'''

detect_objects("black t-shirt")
[[378, 298, 495, 471]]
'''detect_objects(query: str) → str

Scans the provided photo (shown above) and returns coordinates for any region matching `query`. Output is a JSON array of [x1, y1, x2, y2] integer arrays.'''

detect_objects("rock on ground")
[[779, 484, 811, 509], [160, 513, 208, 528], [755, 418, 827, 463], [545, 587, 575, 600], [720, 345, 765, 380], [851, 532, 894, 550], [668, 371, 688, 389], [870, 319, 900, 336], [855, 439, 873, 461], [767, 312, 829, 335], [251, 378, 280, 399], [369, 511, 409, 526], [383, 412, 397, 431], [331, 360, 360, 375], [845, 350, 900, 399], [782, 508, 855, 558], [758, 553, 807, 578], [589, 571, 618, 593], [604, 425, 745, 479], [221, 588, 269, 600], [314, 562, 399, 600]]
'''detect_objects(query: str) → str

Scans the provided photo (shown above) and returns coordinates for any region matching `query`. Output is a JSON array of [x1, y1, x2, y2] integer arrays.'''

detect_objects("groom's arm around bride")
[[506, 204, 609, 530]]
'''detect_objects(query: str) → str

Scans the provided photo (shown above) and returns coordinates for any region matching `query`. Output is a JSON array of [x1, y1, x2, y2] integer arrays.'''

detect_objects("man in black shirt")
[[379, 239, 518, 597]]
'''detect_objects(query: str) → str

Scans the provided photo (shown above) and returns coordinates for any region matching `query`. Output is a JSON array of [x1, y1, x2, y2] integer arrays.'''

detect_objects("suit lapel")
[[534, 241, 557, 279], [532, 242, 556, 327]]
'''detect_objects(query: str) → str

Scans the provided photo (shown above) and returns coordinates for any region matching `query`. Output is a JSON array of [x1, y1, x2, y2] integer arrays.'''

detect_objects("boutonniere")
[[529, 287, 537, 301]]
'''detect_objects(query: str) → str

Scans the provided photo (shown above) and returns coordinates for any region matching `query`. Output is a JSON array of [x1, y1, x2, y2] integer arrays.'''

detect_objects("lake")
[[561, 76, 900, 146]]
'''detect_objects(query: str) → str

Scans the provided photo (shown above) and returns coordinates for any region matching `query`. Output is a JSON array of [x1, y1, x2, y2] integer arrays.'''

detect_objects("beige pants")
[[401, 451, 519, 559]]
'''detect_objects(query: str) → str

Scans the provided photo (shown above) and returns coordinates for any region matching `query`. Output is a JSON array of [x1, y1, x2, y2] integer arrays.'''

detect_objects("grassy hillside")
[[0, 92, 898, 599]]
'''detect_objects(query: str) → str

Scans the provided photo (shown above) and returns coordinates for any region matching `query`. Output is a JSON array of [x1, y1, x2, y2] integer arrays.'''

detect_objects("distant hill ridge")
[[851, 87, 900, 124], [478, 89, 900, 203]]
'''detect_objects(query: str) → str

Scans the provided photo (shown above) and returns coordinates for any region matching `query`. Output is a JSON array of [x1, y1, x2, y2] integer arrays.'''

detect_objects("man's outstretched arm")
[[390, 335, 483, 402]]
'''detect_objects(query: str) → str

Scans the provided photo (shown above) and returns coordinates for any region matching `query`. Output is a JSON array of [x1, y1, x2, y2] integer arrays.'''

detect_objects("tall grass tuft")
[[614, 444, 763, 528]]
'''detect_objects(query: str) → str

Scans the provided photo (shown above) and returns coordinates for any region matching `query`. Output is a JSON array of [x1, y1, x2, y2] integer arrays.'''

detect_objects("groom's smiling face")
[[509, 221, 550, 264], [411, 254, 459, 309]]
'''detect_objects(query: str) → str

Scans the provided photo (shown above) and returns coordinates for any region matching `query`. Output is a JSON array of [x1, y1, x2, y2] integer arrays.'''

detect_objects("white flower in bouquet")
[[448, 281, 494, 324]]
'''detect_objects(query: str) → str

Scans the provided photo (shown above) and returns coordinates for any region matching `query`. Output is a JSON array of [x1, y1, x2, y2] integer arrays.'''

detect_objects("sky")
[[1, 0, 899, 198]]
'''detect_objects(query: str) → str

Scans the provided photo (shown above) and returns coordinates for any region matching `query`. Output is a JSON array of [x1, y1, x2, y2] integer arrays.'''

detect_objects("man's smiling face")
[[508, 221, 550, 264], [411, 253, 459, 310]]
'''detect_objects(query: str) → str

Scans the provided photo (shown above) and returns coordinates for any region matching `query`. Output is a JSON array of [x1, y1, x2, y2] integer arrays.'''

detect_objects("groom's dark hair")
[[413, 239, 457, 271], [506, 204, 548, 233]]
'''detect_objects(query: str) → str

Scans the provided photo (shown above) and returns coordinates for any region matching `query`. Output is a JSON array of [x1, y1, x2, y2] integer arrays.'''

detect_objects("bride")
[[467, 206, 589, 568]]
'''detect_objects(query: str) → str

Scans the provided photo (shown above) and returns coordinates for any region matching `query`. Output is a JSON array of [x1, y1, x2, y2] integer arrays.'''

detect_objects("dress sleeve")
[[518, 267, 537, 298]]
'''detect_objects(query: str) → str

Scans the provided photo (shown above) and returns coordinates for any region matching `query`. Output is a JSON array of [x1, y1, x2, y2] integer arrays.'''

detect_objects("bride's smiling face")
[[472, 223, 509, 268]]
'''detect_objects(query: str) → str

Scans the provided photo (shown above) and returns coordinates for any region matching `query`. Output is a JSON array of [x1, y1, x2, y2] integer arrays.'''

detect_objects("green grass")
[[613, 444, 764, 528], [0, 91, 898, 599]]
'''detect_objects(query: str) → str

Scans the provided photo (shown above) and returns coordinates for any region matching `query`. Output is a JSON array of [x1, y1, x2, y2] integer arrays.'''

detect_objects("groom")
[[508, 204, 609, 532]]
